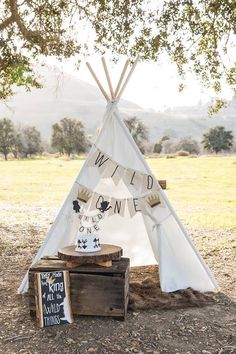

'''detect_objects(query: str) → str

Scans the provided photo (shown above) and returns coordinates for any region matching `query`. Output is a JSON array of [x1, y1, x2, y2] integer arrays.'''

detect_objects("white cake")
[[75, 234, 101, 253]]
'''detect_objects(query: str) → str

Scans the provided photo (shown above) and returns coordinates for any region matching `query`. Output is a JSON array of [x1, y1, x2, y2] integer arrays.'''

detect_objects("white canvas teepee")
[[18, 57, 218, 294]]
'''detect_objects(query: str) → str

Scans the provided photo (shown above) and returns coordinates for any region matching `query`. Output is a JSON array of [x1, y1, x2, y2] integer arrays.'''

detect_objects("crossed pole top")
[[86, 56, 139, 103]]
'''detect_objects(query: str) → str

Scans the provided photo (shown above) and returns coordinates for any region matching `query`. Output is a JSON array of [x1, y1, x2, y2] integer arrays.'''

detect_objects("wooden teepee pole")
[[116, 56, 139, 100], [86, 62, 110, 101], [114, 59, 130, 98], [101, 57, 115, 99]]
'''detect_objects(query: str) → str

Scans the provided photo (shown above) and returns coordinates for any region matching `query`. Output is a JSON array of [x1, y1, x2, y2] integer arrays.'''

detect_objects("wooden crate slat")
[[70, 273, 124, 316], [30, 258, 129, 274], [30, 260, 68, 270]]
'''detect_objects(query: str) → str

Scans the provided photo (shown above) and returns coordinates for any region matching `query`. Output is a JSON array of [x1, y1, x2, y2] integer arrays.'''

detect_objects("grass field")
[[0, 156, 235, 230]]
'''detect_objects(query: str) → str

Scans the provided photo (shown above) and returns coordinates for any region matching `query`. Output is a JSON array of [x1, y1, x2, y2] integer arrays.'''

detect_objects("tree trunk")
[[4, 153, 8, 160]]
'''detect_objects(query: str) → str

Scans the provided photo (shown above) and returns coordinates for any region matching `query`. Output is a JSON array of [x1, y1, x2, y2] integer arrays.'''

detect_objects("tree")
[[202, 126, 234, 153], [51, 118, 88, 156], [11, 129, 23, 158], [124, 117, 149, 154], [153, 135, 171, 154], [22, 126, 42, 157], [162, 139, 178, 154], [0, 1, 236, 109], [160, 135, 170, 143], [153, 142, 162, 154], [175, 137, 200, 154], [0, 118, 15, 160]]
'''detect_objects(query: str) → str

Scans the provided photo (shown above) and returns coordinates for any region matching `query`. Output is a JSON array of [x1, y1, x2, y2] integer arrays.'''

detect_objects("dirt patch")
[[129, 276, 214, 311], [0, 223, 236, 354]]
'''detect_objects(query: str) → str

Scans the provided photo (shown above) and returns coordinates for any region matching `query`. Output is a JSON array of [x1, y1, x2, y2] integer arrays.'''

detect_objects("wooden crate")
[[28, 257, 130, 320]]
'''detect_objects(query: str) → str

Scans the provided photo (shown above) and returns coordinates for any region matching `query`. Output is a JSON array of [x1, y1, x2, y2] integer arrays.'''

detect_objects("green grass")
[[0, 156, 235, 230]]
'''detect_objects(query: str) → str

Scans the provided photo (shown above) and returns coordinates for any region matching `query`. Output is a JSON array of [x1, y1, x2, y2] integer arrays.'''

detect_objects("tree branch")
[[0, 15, 14, 31], [6, 0, 47, 51]]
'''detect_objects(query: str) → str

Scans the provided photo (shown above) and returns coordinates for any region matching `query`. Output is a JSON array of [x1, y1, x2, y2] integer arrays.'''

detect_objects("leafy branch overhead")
[[0, 0, 236, 107]]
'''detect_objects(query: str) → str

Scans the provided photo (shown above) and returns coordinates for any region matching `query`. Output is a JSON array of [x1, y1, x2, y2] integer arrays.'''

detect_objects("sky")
[[45, 54, 234, 112]]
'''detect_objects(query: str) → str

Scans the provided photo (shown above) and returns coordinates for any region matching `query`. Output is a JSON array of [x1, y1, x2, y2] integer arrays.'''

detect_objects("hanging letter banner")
[[87, 146, 159, 192], [75, 184, 161, 219]]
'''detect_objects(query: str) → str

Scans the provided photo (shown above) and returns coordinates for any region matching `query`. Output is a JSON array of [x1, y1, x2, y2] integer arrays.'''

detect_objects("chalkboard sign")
[[34, 271, 73, 327]]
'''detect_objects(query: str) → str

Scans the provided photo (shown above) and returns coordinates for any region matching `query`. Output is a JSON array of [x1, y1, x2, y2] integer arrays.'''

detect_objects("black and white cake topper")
[[75, 207, 103, 253], [72, 200, 81, 213], [96, 195, 112, 213]]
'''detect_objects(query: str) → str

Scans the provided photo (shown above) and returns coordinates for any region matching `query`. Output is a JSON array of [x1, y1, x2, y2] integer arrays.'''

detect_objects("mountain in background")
[[0, 67, 235, 143]]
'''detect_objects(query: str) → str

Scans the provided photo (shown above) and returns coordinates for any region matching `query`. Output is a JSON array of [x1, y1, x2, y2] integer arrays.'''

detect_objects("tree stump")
[[58, 244, 123, 268]]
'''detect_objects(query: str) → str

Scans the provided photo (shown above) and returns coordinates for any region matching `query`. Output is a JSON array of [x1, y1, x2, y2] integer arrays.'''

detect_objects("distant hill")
[[0, 67, 235, 142], [139, 102, 236, 142]]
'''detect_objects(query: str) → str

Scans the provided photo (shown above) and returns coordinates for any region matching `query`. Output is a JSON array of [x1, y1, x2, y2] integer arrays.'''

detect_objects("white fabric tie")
[[102, 99, 119, 123]]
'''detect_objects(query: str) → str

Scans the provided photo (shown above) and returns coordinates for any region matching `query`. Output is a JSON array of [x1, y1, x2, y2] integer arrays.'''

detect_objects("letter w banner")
[[86, 146, 159, 192]]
